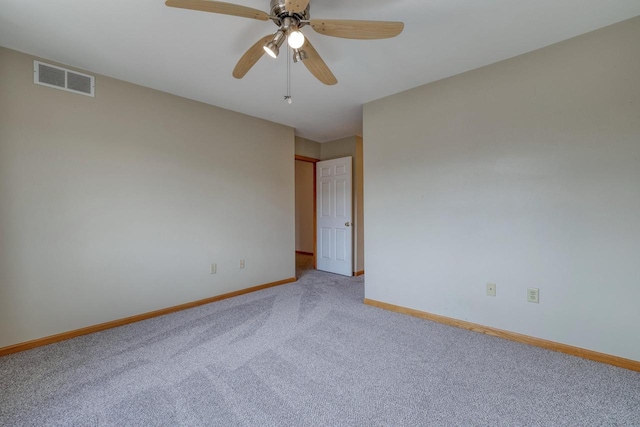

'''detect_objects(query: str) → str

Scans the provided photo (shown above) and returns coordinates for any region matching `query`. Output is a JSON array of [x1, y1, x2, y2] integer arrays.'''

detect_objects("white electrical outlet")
[[527, 288, 539, 303], [486, 283, 496, 297], [240, 259, 245, 269], [210, 263, 217, 274]]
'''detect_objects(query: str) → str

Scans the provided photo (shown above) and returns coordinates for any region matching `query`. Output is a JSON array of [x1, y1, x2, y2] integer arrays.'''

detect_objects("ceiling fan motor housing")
[[270, 0, 310, 28]]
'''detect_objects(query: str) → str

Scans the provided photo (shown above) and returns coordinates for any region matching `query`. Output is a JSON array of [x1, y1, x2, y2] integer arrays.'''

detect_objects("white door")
[[316, 156, 353, 276]]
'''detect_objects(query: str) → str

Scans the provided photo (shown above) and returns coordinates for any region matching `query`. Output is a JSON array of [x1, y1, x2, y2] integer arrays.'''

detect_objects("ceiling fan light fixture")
[[293, 48, 308, 63], [165, 0, 404, 86], [263, 30, 286, 58], [263, 42, 279, 58], [288, 30, 305, 49]]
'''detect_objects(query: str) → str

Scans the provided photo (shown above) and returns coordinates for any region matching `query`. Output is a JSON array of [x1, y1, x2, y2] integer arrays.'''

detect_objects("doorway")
[[295, 155, 318, 269]]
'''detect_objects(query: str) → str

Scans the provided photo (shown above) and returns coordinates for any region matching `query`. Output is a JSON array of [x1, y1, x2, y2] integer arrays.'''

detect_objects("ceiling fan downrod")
[[268, 0, 310, 28]]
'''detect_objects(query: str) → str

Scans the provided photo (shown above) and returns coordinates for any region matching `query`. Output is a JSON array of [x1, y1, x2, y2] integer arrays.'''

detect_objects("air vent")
[[34, 60, 95, 97]]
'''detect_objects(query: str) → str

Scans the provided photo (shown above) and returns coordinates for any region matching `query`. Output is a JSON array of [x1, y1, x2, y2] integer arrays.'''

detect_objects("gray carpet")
[[1, 254, 639, 426]]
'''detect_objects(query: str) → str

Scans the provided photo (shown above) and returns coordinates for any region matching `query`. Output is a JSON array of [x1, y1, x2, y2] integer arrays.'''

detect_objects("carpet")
[[1, 254, 638, 426]]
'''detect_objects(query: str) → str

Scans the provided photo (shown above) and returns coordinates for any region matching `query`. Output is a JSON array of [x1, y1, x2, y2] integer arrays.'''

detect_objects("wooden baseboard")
[[295, 251, 314, 256], [363, 298, 640, 372], [354, 270, 365, 276], [0, 277, 297, 357]]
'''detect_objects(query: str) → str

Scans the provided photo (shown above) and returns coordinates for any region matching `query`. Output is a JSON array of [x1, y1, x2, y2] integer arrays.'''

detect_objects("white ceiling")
[[1, 1, 639, 142]]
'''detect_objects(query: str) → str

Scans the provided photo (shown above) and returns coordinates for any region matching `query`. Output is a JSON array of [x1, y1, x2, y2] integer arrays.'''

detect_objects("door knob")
[[345, 222, 351, 227]]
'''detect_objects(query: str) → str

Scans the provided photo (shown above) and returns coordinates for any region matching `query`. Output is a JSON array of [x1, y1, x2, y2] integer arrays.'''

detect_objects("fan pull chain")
[[284, 45, 292, 104]]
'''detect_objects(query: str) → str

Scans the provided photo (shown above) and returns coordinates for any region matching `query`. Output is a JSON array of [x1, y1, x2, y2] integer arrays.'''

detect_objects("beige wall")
[[295, 160, 314, 253], [0, 47, 295, 348], [364, 17, 640, 361], [320, 137, 356, 161], [295, 136, 321, 160]]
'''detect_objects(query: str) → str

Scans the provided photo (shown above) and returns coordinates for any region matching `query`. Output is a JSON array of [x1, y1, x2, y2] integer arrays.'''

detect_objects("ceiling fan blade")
[[310, 19, 404, 39], [301, 39, 337, 86], [284, 0, 310, 13], [165, 0, 269, 21], [233, 35, 272, 79]]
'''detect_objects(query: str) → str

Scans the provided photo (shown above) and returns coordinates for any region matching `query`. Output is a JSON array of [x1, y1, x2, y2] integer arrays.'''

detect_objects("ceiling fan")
[[165, 0, 404, 85]]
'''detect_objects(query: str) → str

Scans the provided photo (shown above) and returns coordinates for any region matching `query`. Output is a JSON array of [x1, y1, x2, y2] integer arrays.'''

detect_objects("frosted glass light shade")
[[288, 30, 305, 49]]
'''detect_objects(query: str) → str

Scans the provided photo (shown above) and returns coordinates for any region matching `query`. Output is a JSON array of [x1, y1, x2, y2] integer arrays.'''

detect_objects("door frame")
[[295, 155, 319, 269]]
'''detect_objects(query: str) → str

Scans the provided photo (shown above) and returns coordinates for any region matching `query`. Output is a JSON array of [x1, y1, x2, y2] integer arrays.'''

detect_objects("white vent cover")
[[34, 60, 95, 97]]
